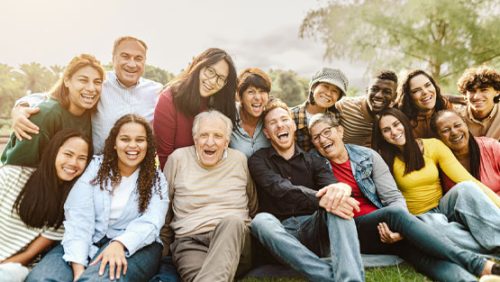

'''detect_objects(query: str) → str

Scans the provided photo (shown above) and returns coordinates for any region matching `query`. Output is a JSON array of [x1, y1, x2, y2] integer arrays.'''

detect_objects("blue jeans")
[[148, 256, 180, 282], [418, 181, 500, 257], [251, 210, 364, 282], [26, 240, 162, 282], [356, 205, 483, 281]]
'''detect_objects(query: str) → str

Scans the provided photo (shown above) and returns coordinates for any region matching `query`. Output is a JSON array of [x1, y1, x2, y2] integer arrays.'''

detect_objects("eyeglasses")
[[203, 66, 227, 88], [312, 126, 334, 143]]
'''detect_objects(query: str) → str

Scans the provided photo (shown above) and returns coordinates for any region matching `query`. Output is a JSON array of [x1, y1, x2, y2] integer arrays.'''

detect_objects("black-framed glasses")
[[312, 126, 334, 143], [203, 66, 227, 88]]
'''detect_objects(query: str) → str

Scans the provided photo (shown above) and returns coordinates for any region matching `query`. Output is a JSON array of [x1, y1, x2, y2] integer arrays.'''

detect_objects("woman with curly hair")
[[28, 114, 169, 282], [1, 54, 104, 167], [455, 66, 500, 140], [0, 129, 91, 281], [154, 48, 237, 169], [398, 69, 452, 138]]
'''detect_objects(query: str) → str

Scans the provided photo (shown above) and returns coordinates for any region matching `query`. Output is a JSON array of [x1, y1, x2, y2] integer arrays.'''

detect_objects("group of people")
[[0, 35, 499, 282]]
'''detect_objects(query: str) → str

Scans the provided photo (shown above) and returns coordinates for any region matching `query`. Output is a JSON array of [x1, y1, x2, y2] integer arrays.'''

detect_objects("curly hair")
[[398, 70, 448, 121], [457, 66, 500, 103], [92, 114, 161, 213]]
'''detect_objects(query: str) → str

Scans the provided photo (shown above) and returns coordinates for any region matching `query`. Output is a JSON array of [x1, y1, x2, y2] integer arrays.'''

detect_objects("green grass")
[[239, 263, 430, 282]]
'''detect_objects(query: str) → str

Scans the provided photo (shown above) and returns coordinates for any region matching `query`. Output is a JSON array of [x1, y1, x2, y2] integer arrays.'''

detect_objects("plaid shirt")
[[291, 101, 313, 152]]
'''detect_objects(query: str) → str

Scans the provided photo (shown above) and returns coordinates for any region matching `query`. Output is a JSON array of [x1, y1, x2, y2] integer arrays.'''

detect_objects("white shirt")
[[109, 169, 139, 225]]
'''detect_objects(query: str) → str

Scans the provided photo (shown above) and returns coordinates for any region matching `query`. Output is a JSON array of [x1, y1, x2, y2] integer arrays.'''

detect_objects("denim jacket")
[[62, 156, 169, 266], [315, 144, 407, 209]]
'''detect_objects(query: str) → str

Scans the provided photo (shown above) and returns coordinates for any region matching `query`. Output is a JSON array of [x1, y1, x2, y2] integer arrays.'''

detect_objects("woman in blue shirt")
[[28, 114, 169, 282]]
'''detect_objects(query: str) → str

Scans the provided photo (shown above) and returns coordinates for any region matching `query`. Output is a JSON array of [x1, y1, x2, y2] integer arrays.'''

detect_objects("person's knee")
[[251, 213, 280, 235], [218, 215, 247, 231]]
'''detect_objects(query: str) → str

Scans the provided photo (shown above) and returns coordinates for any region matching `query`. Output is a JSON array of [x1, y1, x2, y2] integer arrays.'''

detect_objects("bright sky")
[[0, 0, 367, 86]]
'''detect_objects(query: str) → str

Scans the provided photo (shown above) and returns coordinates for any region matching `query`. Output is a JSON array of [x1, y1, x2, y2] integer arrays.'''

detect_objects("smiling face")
[[435, 111, 469, 153], [368, 78, 397, 114], [194, 117, 229, 167], [310, 121, 345, 161], [115, 122, 148, 176], [312, 82, 341, 109], [54, 137, 89, 181], [199, 59, 229, 97], [64, 66, 103, 116], [466, 86, 498, 118], [263, 107, 296, 155], [112, 39, 146, 88], [409, 74, 437, 113], [241, 86, 269, 118], [379, 115, 406, 149]]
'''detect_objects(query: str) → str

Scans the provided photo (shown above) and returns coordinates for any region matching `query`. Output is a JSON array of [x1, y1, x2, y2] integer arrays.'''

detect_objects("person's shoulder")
[[249, 147, 271, 161], [227, 147, 247, 161], [475, 136, 500, 148], [30, 99, 63, 123]]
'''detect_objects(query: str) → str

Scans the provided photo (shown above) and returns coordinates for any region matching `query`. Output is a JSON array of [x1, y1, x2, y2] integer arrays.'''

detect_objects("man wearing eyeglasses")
[[248, 98, 365, 282]]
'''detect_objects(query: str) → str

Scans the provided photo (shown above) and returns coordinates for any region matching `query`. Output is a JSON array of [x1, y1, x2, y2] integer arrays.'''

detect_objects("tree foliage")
[[269, 69, 308, 107], [300, 0, 500, 88]]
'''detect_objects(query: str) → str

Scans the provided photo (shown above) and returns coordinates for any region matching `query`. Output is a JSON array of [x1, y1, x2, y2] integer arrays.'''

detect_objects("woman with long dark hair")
[[28, 114, 168, 282], [1, 54, 104, 167], [372, 108, 500, 256], [154, 48, 237, 169], [398, 69, 452, 138], [0, 129, 92, 280], [431, 109, 500, 195]]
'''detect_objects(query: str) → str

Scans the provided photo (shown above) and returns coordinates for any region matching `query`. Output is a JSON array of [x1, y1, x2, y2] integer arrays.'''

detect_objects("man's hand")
[[316, 182, 352, 213], [11, 105, 40, 141], [378, 222, 403, 244], [90, 241, 128, 280]]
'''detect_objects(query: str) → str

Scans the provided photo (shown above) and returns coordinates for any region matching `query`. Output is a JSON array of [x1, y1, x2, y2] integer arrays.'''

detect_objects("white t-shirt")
[[109, 169, 139, 225]]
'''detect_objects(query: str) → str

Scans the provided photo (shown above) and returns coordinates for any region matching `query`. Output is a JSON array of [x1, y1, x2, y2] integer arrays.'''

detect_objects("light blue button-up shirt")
[[61, 156, 169, 266]]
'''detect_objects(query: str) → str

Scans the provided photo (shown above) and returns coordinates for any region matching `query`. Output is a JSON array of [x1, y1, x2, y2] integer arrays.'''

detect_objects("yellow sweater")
[[392, 138, 500, 214]]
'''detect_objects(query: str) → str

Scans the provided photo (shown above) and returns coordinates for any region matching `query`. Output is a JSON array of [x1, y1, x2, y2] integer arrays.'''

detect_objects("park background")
[[0, 0, 499, 280]]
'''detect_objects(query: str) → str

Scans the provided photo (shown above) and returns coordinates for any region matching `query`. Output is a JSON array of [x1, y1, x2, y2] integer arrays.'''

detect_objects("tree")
[[19, 62, 58, 94], [0, 64, 25, 118], [144, 65, 175, 86], [269, 69, 308, 107], [300, 0, 500, 89]]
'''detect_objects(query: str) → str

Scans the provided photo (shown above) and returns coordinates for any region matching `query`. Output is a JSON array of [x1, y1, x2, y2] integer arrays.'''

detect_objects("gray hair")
[[308, 112, 341, 132], [192, 110, 233, 141]]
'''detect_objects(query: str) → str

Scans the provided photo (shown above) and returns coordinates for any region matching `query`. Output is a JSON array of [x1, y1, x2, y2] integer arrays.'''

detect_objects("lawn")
[[240, 263, 430, 282]]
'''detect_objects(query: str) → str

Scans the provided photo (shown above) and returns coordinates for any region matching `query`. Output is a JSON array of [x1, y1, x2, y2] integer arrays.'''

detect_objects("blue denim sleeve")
[[113, 170, 169, 257], [15, 92, 48, 107], [61, 159, 99, 266]]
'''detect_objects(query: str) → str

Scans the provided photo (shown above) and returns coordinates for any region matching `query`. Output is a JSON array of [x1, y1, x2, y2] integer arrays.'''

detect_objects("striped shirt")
[[335, 96, 374, 147], [0, 165, 63, 260]]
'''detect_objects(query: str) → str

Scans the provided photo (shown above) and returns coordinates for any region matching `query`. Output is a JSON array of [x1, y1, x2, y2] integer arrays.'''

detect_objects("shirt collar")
[[268, 143, 305, 160], [467, 104, 498, 123]]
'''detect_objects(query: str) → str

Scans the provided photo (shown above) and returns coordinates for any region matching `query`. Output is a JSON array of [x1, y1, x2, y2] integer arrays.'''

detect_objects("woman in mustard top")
[[372, 108, 500, 257]]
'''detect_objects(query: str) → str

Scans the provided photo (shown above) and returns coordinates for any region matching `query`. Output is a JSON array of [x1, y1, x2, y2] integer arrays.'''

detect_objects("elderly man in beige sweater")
[[160, 110, 258, 282]]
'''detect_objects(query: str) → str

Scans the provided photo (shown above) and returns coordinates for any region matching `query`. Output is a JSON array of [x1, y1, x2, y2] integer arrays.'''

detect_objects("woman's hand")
[[378, 222, 403, 244], [90, 241, 128, 280], [71, 262, 85, 281]]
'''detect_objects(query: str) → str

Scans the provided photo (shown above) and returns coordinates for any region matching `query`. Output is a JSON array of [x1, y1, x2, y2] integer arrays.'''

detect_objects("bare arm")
[[2, 236, 54, 265]]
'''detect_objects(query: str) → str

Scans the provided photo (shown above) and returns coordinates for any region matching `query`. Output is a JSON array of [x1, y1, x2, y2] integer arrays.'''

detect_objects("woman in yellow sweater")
[[372, 108, 500, 257]]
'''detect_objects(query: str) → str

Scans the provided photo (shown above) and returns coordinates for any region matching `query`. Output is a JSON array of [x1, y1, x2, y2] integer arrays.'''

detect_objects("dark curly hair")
[[92, 114, 161, 213], [398, 70, 448, 121], [457, 66, 500, 103]]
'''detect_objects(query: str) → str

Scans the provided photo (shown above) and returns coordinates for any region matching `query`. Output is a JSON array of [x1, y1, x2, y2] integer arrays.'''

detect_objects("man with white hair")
[[160, 110, 257, 282]]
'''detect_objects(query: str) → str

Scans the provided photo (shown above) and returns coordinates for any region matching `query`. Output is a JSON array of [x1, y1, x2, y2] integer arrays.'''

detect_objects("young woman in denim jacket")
[[27, 114, 168, 282], [309, 112, 500, 281]]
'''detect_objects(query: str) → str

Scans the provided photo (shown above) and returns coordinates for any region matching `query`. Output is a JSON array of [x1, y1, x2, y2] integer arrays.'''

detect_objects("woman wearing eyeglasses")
[[153, 48, 237, 169]]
